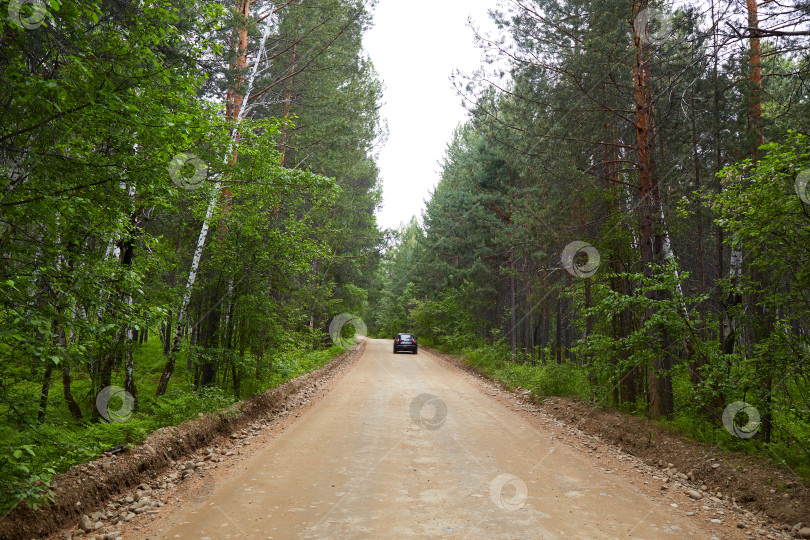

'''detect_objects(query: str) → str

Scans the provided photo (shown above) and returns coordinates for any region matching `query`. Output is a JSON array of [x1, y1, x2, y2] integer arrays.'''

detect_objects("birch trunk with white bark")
[[156, 13, 277, 396]]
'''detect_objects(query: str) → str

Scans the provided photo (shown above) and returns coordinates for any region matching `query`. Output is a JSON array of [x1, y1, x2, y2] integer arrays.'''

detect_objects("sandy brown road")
[[143, 339, 741, 539]]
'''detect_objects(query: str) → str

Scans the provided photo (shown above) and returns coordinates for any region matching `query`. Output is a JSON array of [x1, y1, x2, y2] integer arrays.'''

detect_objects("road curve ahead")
[[149, 339, 730, 539]]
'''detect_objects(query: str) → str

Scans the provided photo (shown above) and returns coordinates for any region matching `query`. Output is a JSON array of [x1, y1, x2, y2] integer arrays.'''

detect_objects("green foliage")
[[0, 445, 55, 514], [575, 262, 706, 390]]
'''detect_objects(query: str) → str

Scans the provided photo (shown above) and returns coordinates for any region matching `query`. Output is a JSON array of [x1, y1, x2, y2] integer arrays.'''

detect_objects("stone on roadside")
[[79, 515, 93, 533], [129, 498, 150, 511]]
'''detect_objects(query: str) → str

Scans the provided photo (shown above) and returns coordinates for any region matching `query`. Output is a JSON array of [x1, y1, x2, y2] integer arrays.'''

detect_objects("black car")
[[393, 333, 418, 354]]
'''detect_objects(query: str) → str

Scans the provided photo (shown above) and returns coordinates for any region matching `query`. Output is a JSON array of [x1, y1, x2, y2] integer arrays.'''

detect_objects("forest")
[[371, 0, 810, 481], [0, 0, 382, 513], [1, 0, 810, 521]]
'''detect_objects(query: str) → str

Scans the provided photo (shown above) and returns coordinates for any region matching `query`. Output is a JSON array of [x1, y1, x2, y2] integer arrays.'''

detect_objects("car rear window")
[[400, 334, 414, 339]]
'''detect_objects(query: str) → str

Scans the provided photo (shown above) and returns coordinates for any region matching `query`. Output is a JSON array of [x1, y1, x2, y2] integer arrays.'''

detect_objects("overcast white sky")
[[364, 0, 499, 231]]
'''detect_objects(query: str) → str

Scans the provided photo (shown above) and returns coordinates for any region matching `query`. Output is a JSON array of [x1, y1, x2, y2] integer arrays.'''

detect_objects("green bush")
[[0, 445, 55, 514]]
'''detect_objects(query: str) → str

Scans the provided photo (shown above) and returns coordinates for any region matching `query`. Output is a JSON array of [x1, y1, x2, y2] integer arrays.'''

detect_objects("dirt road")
[[144, 339, 743, 539]]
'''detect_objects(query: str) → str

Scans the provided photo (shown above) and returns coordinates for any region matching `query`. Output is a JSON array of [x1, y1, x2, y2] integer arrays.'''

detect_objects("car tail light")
[[395, 339, 399, 343]]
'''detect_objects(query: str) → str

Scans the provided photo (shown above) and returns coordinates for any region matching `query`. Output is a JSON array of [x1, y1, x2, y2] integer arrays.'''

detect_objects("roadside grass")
[[0, 335, 345, 514], [426, 340, 590, 398]]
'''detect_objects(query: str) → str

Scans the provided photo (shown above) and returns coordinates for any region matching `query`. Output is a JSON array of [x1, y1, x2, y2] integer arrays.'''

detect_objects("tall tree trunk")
[[744, 0, 771, 429], [691, 94, 707, 298], [61, 307, 82, 420], [747, 0, 765, 156], [39, 228, 63, 424], [93, 340, 118, 421], [720, 1, 764, 364], [524, 262, 534, 359], [708, 0, 726, 359], [162, 311, 173, 355], [633, 0, 672, 420], [62, 366, 82, 421], [123, 338, 137, 406], [279, 42, 297, 166], [722, 242, 743, 354], [509, 255, 517, 359], [541, 299, 550, 364], [555, 295, 563, 364], [37, 364, 53, 424], [120, 208, 139, 407]]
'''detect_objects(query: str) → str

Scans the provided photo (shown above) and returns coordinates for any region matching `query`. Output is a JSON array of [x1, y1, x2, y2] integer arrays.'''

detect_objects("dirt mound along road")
[[124, 339, 767, 539]]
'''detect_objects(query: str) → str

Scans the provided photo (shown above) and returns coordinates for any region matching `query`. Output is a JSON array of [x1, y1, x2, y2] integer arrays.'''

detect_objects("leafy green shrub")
[[0, 445, 55, 514]]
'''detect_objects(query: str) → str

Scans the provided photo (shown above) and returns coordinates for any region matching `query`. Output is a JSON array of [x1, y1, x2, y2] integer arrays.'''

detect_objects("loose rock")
[[79, 515, 93, 533], [687, 489, 703, 500]]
